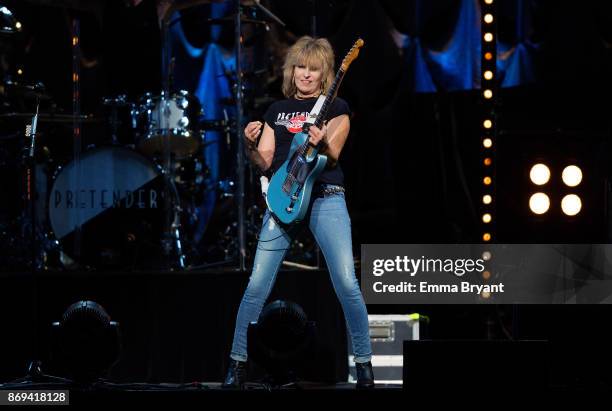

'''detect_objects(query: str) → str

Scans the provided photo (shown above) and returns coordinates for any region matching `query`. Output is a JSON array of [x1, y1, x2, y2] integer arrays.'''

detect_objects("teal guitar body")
[[266, 131, 327, 224]]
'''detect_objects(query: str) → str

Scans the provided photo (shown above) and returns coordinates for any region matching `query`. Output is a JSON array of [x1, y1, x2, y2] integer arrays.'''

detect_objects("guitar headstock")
[[340, 38, 364, 71]]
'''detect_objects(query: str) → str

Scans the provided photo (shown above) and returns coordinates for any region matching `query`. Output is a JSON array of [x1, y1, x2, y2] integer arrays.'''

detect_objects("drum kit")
[[1, 83, 212, 270], [0, 0, 285, 271]]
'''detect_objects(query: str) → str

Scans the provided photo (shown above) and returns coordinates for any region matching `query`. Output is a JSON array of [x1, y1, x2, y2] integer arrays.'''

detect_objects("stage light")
[[15, 21, 21, 30], [484, 89, 493, 99], [529, 193, 550, 215], [562, 165, 582, 187], [17, 68, 22, 75], [483, 119, 492, 129], [561, 194, 582, 216], [483, 195, 492, 204], [484, 71, 493, 80], [482, 213, 492, 223], [484, 14, 493, 24], [483, 138, 493, 148], [247, 300, 315, 385], [483, 176, 492, 185], [483, 233, 491, 242], [484, 0, 494, 4], [482, 251, 492, 261], [51, 301, 121, 383], [481, 291, 491, 299], [484, 158, 492, 166], [529, 163, 550, 185], [482, 270, 491, 279], [484, 33, 494, 42], [484, 52, 493, 61]]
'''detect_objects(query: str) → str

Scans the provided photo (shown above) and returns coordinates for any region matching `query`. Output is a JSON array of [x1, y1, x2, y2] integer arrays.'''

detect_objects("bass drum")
[[49, 146, 178, 269]]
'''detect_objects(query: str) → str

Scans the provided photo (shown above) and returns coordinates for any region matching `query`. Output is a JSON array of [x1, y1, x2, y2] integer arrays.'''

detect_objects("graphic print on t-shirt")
[[274, 111, 309, 134]]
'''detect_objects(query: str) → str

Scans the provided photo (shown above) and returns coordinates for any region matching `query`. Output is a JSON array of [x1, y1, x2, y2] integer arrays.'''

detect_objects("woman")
[[223, 36, 373, 389]]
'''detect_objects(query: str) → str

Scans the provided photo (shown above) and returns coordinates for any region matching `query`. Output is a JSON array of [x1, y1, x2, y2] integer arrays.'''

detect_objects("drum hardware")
[[3, 80, 52, 101], [218, 179, 236, 198], [200, 0, 284, 28], [133, 90, 204, 160], [21, 92, 48, 270], [135, 90, 203, 270], [0, 4, 20, 35], [199, 118, 231, 133], [102, 94, 137, 146], [159, 157, 188, 270], [0, 111, 98, 123]]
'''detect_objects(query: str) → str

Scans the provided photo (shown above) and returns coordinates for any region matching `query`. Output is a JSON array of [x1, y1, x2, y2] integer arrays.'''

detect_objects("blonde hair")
[[282, 36, 335, 98]]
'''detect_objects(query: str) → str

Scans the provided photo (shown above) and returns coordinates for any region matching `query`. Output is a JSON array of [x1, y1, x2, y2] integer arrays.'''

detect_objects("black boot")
[[222, 359, 247, 389], [355, 361, 375, 389]]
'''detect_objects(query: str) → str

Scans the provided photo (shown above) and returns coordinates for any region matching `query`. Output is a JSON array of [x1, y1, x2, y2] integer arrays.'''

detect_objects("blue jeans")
[[230, 188, 372, 364]]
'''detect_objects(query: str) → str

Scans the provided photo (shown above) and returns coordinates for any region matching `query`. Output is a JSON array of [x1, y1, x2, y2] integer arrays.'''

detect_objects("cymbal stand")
[[161, 12, 186, 270], [235, 0, 247, 271], [253, 0, 286, 27], [71, 17, 83, 262]]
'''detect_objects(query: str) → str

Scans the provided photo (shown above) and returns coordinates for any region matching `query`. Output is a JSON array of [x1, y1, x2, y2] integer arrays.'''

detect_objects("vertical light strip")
[[481, 0, 497, 243]]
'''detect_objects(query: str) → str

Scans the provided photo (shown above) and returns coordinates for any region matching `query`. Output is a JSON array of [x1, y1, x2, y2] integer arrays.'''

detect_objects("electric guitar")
[[266, 38, 364, 224]]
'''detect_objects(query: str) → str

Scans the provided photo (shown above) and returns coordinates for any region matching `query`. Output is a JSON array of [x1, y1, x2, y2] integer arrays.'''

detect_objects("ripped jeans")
[[229, 188, 372, 364]]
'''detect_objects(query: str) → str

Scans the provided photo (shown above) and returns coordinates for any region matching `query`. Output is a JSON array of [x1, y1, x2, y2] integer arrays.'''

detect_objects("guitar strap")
[[305, 95, 327, 125]]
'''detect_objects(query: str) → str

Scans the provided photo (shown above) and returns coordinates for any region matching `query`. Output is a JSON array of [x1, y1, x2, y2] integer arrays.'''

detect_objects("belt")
[[312, 184, 345, 198]]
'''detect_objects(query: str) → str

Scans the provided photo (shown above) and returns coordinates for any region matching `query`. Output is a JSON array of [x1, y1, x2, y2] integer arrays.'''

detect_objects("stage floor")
[[0, 268, 351, 385]]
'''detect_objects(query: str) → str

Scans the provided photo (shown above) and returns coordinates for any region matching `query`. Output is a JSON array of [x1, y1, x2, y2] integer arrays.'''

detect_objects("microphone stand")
[[21, 94, 42, 384], [25, 98, 41, 270]]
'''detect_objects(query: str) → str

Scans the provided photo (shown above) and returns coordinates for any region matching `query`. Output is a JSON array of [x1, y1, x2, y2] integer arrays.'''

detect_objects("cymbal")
[[205, 15, 268, 25], [2, 80, 52, 100], [170, 0, 228, 11], [23, 0, 103, 13], [161, 0, 228, 22], [170, 0, 256, 10], [0, 112, 100, 123], [161, 0, 259, 22], [23, 0, 255, 14]]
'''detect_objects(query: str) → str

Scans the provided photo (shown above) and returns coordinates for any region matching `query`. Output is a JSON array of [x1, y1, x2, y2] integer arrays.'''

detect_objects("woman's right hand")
[[244, 121, 263, 148]]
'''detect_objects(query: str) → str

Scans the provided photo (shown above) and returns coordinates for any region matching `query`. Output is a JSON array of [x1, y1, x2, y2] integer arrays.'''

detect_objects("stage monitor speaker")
[[403, 340, 549, 390]]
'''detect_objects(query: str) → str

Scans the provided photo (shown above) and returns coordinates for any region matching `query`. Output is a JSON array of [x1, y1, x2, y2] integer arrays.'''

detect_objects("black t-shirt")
[[263, 96, 351, 186]]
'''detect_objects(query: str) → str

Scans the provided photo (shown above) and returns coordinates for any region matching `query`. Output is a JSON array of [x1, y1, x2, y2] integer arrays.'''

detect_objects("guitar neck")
[[299, 67, 346, 158], [314, 68, 345, 129]]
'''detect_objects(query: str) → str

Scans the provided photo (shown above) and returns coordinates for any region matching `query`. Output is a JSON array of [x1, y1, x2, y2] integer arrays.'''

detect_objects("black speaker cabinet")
[[403, 340, 549, 390]]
